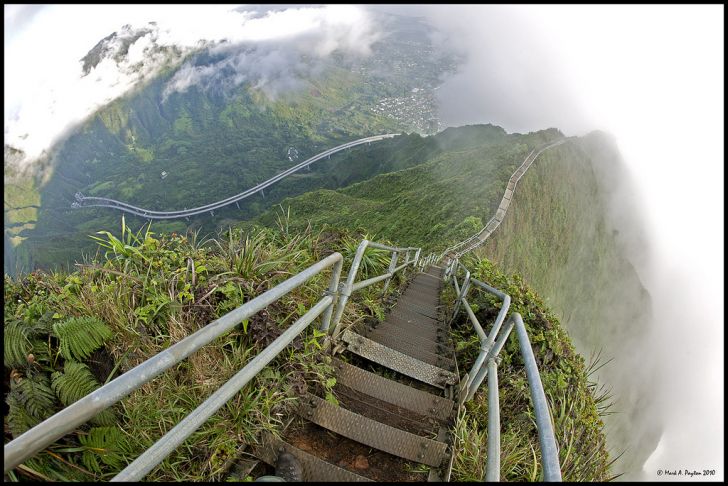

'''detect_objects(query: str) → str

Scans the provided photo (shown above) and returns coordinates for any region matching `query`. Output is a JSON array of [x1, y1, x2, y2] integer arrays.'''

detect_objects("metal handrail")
[[329, 239, 420, 340], [443, 257, 561, 481], [3, 238, 420, 480], [439, 139, 567, 262]]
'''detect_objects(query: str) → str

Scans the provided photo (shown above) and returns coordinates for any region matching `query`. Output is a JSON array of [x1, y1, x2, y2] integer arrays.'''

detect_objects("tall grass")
[[3, 216, 411, 481]]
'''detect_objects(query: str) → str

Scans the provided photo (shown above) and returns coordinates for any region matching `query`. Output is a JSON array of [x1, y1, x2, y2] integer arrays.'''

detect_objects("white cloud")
[[4, 4, 379, 168], [408, 4, 723, 480]]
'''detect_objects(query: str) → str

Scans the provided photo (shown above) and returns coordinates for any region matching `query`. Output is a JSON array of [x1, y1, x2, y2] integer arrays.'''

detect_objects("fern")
[[4, 320, 32, 367], [6, 392, 41, 438], [53, 316, 113, 361], [79, 426, 130, 473], [11, 372, 57, 420], [51, 361, 116, 425]]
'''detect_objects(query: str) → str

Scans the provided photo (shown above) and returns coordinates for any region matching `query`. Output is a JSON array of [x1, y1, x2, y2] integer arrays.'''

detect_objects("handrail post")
[[485, 358, 500, 482], [330, 240, 369, 338], [382, 251, 399, 296], [320, 257, 343, 332], [513, 313, 562, 481], [414, 248, 421, 267], [467, 294, 511, 399], [450, 270, 470, 325]]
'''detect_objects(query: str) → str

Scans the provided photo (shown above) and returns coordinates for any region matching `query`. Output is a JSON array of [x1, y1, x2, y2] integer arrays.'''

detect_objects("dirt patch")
[[285, 420, 429, 482]]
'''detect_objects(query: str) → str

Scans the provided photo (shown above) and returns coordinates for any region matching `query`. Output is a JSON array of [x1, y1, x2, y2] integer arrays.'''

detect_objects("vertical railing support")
[[330, 240, 369, 338], [513, 313, 562, 481], [485, 358, 500, 482], [320, 257, 343, 332], [467, 294, 510, 399], [382, 251, 399, 296]]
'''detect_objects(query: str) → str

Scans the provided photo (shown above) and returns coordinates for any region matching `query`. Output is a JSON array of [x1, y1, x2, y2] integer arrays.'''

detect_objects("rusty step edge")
[[253, 431, 372, 482], [365, 332, 456, 369], [330, 358, 454, 421], [366, 330, 454, 365], [298, 393, 449, 468], [342, 330, 458, 389]]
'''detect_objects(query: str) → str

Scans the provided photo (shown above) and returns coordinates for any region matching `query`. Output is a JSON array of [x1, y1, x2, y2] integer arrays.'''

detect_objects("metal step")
[[399, 292, 440, 305], [330, 358, 454, 421], [342, 330, 458, 388], [253, 431, 372, 482], [388, 308, 441, 326], [366, 327, 443, 353], [405, 283, 440, 293], [297, 393, 449, 467], [376, 317, 447, 338], [366, 332, 455, 369], [395, 301, 439, 319]]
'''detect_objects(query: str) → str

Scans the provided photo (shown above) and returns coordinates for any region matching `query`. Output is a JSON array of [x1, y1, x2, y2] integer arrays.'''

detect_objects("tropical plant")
[[52, 316, 113, 361], [51, 361, 116, 425]]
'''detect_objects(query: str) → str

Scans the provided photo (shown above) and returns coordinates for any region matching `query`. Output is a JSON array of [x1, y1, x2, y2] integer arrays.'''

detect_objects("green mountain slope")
[[254, 125, 563, 248], [4, 12, 456, 276], [252, 125, 657, 478], [475, 132, 660, 478]]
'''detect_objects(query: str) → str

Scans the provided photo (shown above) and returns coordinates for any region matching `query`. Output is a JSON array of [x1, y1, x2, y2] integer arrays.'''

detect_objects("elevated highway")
[[72, 134, 400, 220]]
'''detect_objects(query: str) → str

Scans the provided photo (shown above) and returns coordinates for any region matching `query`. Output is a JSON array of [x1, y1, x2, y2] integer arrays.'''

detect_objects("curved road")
[[72, 134, 400, 220]]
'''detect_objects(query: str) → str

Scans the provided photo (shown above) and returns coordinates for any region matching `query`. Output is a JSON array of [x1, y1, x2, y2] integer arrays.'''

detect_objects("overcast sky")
[[4, 4, 724, 481]]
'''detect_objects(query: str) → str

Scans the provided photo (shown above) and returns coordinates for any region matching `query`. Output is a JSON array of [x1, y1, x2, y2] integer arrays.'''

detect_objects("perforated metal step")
[[330, 358, 454, 421], [379, 316, 447, 336], [388, 308, 442, 326], [366, 332, 455, 368], [253, 431, 372, 482], [342, 330, 458, 388], [366, 327, 442, 353], [297, 393, 449, 467]]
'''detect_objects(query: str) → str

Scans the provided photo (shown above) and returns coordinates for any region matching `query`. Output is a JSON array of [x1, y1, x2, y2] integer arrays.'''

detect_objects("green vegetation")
[[3, 215, 412, 481], [445, 256, 614, 481], [253, 126, 563, 250], [5, 20, 456, 276], [4, 216, 612, 481], [474, 132, 659, 476]]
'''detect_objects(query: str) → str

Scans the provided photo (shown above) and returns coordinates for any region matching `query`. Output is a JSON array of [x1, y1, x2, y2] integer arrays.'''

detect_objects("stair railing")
[[439, 139, 567, 262], [329, 239, 420, 340], [3, 238, 420, 481], [442, 256, 562, 481]]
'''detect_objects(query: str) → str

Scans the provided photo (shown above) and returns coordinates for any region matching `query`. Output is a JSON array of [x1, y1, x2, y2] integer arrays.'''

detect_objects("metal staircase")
[[5, 138, 568, 482], [250, 265, 458, 481]]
